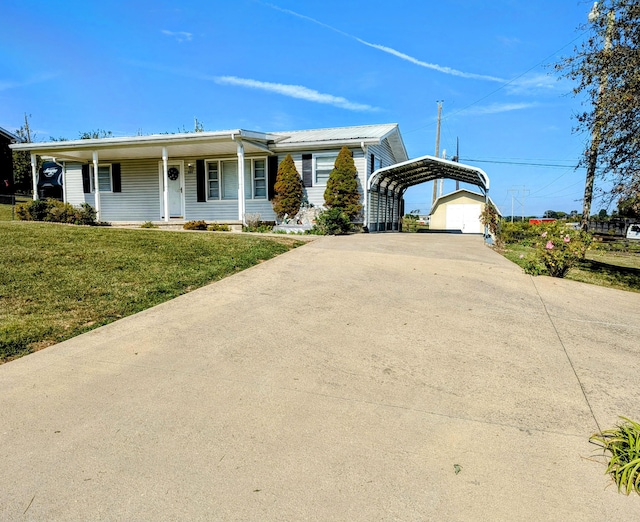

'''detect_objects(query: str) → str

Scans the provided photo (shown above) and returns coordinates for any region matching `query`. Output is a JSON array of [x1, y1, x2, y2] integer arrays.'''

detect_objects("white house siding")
[[288, 149, 366, 218], [181, 157, 276, 222], [63, 162, 93, 207], [101, 159, 160, 222]]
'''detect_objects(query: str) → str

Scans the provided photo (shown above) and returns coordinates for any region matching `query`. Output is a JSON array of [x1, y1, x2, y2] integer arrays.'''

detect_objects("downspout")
[[162, 147, 169, 222], [30, 154, 38, 200], [93, 151, 100, 221], [361, 141, 367, 230], [232, 134, 246, 224]]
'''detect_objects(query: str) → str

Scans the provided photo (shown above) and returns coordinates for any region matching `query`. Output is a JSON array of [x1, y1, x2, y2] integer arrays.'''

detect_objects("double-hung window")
[[314, 154, 337, 185], [89, 164, 112, 192], [207, 161, 219, 199], [243, 158, 266, 199], [206, 158, 267, 200]]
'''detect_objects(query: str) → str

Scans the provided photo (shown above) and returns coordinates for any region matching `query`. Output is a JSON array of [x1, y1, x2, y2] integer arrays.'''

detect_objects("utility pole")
[[24, 113, 32, 143], [454, 137, 460, 191], [432, 100, 443, 205]]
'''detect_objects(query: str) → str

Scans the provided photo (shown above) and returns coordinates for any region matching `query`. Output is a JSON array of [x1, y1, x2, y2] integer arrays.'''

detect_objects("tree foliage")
[[323, 146, 362, 220], [556, 0, 640, 204], [272, 154, 303, 220], [11, 125, 34, 192]]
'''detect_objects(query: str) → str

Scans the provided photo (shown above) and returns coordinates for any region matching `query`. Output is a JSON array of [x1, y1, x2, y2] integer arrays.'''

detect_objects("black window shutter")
[[302, 154, 312, 187], [112, 163, 121, 192], [196, 159, 206, 202], [370, 153, 375, 175], [82, 164, 91, 193], [267, 155, 278, 200]]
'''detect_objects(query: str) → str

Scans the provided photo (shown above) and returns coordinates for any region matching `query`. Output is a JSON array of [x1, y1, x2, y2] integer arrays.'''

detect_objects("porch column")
[[236, 139, 246, 224], [30, 154, 38, 200], [92, 151, 101, 221], [162, 147, 169, 222]]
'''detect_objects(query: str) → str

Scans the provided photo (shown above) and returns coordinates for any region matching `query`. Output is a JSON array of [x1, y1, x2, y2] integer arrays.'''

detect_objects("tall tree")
[[323, 146, 362, 220], [556, 1, 640, 229], [11, 115, 35, 192], [272, 154, 303, 220]]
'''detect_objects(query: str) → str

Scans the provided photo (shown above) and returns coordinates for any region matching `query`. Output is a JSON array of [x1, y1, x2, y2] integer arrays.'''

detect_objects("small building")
[[429, 189, 500, 234]]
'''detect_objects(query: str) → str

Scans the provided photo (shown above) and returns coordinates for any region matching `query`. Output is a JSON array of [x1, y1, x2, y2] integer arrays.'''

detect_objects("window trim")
[[89, 163, 113, 193], [313, 153, 338, 186], [205, 157, 268, 201], [250, 157, 267, 200]]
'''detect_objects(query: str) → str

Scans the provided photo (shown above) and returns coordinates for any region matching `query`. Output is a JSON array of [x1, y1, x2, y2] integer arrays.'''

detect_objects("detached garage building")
[[429, 189, 500, 234]]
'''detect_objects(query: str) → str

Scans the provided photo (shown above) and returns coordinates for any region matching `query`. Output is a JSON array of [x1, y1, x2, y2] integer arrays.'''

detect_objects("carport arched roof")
[[368, 155, 490, 193]]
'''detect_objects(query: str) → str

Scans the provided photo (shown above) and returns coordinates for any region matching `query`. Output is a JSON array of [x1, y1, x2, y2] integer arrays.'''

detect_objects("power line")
[[460, 157, 579, 168]]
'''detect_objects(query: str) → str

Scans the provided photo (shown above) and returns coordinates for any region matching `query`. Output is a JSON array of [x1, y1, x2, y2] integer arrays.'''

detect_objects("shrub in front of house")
[[272, 154, 303, 220], [323, 146, 362, 222], [16, 199, 97, 225], [311, 208, 352, 235], [183, 220, 208, 230], [207, 223, 231, 232]]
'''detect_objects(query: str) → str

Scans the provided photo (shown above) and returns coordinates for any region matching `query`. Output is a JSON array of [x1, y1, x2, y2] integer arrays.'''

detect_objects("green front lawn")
[[0, 222, 304, 362]]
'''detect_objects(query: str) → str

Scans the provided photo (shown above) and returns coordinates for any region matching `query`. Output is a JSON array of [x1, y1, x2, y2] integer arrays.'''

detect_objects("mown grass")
[[0, 196, 30, 221], [501, 244, 640, 293], [0, 222, 305, 362]]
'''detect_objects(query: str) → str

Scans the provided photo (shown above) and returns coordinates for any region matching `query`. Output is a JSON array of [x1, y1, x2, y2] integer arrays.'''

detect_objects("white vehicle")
[[626, 224, 640, 240]]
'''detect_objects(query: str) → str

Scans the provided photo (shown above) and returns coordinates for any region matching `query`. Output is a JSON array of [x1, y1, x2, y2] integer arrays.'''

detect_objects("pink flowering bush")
[[523, 222, 592, 277]]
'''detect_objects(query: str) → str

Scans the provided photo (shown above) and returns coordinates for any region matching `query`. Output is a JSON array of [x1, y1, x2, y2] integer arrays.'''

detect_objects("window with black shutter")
[[302, 154, 312, 187]]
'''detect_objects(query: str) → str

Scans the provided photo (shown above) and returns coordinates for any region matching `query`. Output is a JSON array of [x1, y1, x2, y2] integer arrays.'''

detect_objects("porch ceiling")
[[9, 130, 275, 163], [369, 155, 489, 193]]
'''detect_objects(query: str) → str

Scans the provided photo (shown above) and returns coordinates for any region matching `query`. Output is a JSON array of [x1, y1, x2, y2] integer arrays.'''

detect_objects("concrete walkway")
[[2, 234, 640, 520]]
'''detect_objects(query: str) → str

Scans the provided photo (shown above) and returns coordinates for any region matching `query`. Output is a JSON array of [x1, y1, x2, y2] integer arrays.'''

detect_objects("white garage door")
[[446, 204, 482, 233]]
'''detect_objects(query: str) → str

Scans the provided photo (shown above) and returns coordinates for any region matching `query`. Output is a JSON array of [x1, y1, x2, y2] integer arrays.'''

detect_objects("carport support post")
[[484, 191, 490, 242], [162, 147, 169, 223], [30, 154, 38, 200], [92, 151, 101, 221]]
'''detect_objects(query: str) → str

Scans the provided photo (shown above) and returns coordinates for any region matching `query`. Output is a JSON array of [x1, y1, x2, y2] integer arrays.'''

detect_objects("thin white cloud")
[[161, 30, 193, 43], [506, 73, 558, 95], [263, 3, 506, 83], [0, 74, 58, 92], [214, 76, 378, 111], [459, 102, 537, 116]]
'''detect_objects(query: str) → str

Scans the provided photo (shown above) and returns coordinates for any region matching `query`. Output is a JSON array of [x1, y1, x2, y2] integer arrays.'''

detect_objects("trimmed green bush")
[[207, 223, 231, 232], [313, 208, 351, 235], [15, 199, 97, 225], [183, 220, 208, 230], [272, 154, 303, 220], [323, 146, 362, 221]]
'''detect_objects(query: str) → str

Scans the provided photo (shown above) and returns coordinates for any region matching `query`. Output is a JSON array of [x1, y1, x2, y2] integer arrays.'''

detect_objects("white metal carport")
[[366, 155, 490, 233]]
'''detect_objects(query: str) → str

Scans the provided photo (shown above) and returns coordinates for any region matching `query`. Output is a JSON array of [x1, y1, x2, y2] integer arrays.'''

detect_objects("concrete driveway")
[[2, 234, 640, 520]]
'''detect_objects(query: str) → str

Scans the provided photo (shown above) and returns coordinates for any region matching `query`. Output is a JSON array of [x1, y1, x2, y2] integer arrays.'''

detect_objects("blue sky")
[[1, 0, 599, 217]]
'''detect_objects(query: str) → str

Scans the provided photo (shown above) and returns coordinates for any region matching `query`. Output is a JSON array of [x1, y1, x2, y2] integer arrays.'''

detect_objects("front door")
[[159, 162, 184, 218]]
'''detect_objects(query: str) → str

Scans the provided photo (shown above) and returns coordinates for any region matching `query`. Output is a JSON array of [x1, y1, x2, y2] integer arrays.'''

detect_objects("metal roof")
[[9, 124, 408, 164], [9, 130, 277, 162], [369, 154, 490, 193], [270, 124, 408, 162]]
